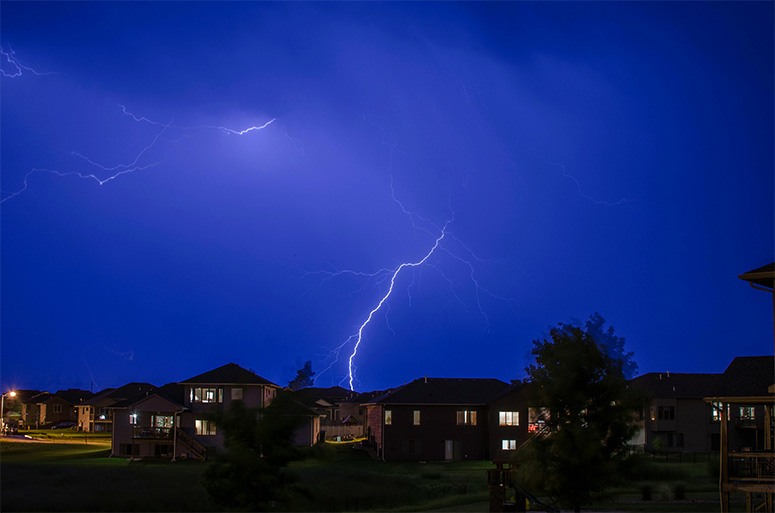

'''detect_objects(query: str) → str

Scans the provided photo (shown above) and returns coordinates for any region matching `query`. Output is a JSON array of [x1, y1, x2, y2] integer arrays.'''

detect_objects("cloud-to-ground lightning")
[[343, 222, 449, 391]]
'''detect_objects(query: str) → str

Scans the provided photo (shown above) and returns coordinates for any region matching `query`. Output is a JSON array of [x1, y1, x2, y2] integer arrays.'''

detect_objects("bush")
[[640, 485, 652, 501], [674, 484, 686, 500]]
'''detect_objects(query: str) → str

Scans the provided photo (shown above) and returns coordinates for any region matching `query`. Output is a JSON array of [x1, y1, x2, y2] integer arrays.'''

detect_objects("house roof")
[[738, 262, 775, 290], [83, 383, 156, 406], [12, 389, 43, 403], [630, 373, 721, 399], [707, 356, 775, 399], [55, 389, 94, 405], [179, 363, 279, 387], [110, 383, 186, 410], [366, 377, 510, 405], [108, 383, 184, 409], [292, 386, 356, 406]]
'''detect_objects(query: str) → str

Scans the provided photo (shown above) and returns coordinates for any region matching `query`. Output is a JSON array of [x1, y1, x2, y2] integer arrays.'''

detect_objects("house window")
[[129, 413, 138, 425], [501, 439, 517, 450], [650, 406, 656, 421], [152, 415, 173, 428], [191, 387, 224, 404], [657, 406, 674, 420], [456, 410, 477, 426], [413, 410, 421, 426], [52, 404, 63, 414], [231, 388, 243, 401], [385, 410, 392, 425], [499, 411, 519, 426], [711, 402, 724, 422], [739, 406, 755, 420], [195, 419, 217, 435]]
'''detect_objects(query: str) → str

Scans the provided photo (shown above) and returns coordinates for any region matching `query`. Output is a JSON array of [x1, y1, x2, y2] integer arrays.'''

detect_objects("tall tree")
[[288, 360, 315, 391], [515, 313, 643, 512], [203, 393, 305, 511]]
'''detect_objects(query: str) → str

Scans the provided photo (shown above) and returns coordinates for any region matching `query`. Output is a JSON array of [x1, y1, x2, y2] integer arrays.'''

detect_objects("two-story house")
[[22, 389, 93, 428], [363, 377, 514, 461], [629, 372, 721, 452], [178, 362, 281, 451]]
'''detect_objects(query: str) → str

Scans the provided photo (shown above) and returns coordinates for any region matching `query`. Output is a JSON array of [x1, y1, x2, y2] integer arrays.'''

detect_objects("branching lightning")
[[1, 99, 276, 204], [1, 45, 64, 78]]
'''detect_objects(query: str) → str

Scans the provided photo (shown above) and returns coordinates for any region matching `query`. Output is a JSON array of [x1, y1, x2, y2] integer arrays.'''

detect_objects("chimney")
[[424, 377, 428, 384]]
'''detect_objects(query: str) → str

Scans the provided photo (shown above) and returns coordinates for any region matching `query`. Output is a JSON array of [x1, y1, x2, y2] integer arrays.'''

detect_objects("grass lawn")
[[0, 440, 739, 512]]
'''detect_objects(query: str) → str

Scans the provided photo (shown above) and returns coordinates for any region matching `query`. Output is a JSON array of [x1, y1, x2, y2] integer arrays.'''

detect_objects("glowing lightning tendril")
[[344, 223, 449, 391]]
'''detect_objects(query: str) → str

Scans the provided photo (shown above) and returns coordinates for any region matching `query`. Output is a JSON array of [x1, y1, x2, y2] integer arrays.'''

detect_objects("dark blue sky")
[[2, 2, 772, 393]]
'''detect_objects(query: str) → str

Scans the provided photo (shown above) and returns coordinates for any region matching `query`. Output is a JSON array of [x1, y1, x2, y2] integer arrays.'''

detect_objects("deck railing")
[[132, 426, 173, 439], [728, 452, 775, 482]]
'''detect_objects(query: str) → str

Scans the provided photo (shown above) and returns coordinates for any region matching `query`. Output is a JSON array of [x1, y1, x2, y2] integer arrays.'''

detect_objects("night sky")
[[1, 2, 772, 394]]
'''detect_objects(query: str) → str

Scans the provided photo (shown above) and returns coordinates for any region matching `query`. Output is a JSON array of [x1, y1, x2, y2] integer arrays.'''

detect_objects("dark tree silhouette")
[[288, 360, 315, 391], [203, 393, 306, 511], [515, 313, 643, 512]]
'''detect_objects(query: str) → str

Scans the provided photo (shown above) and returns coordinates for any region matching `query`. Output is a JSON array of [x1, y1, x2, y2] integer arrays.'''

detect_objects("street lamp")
[[1, 391, 17, 434]]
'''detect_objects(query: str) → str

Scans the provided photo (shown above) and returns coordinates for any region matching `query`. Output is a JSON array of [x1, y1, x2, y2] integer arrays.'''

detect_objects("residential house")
[[292, 386, 362, 440], [109, 383, 208, 460], [487, 383, 532, 462], [178, 362, 281, 451], [5, 389, 41, 430], [629, 372, 721, 452], [22, 389, 93, 428], [705, 355, 774, 513], [363, 377, 514, 461], [77, 382, 156, 432]]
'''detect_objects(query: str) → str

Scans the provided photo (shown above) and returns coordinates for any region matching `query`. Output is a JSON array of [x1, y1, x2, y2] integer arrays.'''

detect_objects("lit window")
[[501, 439, 517, 450], [195, 419, 216, 435], [191, 387, 224, 404], [740, 406, 755, 420], [499, 411, 519, 426], [413, 410, 421, 426], [129, 413, 138, 425], [456, 410, 477, 426], [711, 402, 723, 422], [385, 410, 392, 425], [231, 388, 243, 401]]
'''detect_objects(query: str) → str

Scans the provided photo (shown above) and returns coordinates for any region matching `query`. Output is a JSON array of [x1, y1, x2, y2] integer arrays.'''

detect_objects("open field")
[[1, 438, 739, 512]]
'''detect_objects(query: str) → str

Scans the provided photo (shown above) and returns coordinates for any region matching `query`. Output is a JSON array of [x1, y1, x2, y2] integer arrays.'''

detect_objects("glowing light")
[[344, 223, 449, 391]]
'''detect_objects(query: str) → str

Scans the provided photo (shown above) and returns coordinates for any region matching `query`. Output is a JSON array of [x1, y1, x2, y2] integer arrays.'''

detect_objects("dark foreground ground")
[[0, 434, 742, 512]]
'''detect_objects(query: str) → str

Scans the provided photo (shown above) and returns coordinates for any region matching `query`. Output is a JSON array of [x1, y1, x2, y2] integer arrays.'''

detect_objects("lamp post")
[[1, 391, 17, 434]]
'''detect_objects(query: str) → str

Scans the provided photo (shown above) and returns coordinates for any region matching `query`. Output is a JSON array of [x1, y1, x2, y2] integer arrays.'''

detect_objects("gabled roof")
[[292, 386, 356, 406], [12, 389, 43, 403], [707, 356, 775, 399], [110, 383, 186, 410], [367, 378, 510, 405], [83, 383, 156, 406], [179, 362, 278, 387], [28, 389, 93, 405], [739, 262, 774, 290], [630, 373, 721, 399]]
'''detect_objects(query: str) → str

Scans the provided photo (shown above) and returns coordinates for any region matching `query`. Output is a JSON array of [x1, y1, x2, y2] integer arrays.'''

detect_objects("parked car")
[[51, 421, 76, 429]]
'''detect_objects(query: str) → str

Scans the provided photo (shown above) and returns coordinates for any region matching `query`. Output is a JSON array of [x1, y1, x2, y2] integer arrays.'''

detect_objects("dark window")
[[658, 406, 675, 421], [676, 433, 684, 448]]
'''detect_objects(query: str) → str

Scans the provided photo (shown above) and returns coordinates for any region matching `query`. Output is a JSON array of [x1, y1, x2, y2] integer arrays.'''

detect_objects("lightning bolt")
[[1, 98, 275, 203], [1, 44, 63, 77], [344, 222, 449, 391]]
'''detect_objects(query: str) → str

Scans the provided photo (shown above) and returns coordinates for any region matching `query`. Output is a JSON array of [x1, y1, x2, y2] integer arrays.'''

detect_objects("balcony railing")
[[728, 452, 775, 482], [132, 426, 173, 439]]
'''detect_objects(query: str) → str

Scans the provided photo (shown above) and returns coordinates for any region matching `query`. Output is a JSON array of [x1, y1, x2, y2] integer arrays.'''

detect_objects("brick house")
[[629, 372, 721, 452], [363, 377, 519, 461]]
